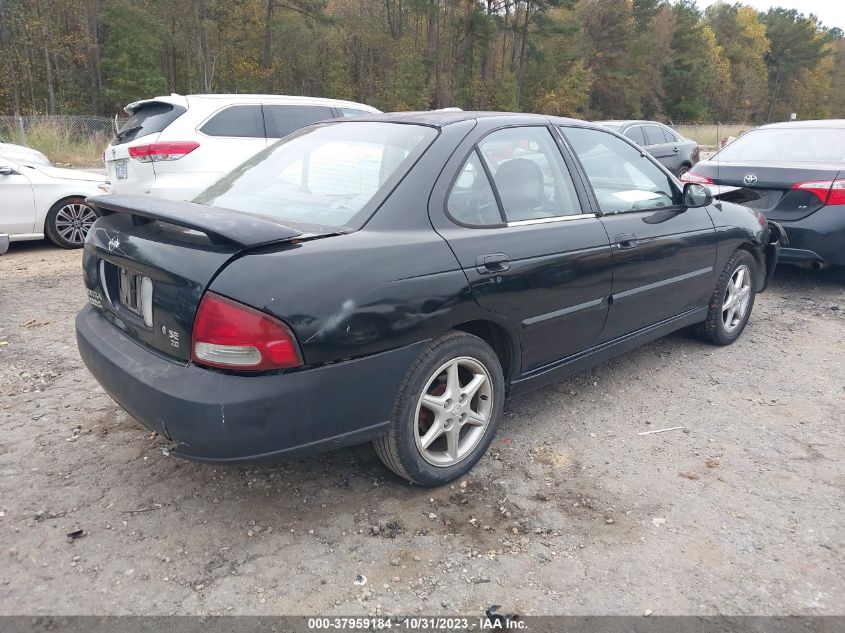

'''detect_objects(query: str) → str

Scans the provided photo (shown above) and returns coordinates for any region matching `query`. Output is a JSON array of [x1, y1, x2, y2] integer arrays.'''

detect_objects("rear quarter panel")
[[207, 118, 494, 367], [707, 200, 770, 290]]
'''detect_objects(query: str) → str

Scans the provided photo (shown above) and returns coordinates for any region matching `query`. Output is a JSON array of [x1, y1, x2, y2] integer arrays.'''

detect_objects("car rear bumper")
[[776, 205, 845, 267], [75, 304, 424, 462]]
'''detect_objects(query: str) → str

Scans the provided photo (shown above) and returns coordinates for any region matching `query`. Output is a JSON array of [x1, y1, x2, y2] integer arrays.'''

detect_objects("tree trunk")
[[516, 0, 531, 107], [199, 0, 214, 91], [260, 0, 275, 92]]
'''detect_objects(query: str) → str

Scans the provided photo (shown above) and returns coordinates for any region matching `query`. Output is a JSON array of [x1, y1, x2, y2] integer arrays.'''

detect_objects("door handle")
[[475, 253, 510, 274], [673, 147, 680, 153], [615, 234, 638, 249]]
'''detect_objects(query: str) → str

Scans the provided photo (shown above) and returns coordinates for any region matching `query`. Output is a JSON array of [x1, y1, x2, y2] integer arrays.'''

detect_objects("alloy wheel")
[[414, 356, 493, 467], [54, 202, 97, 245], [722, 264, 752, 332]]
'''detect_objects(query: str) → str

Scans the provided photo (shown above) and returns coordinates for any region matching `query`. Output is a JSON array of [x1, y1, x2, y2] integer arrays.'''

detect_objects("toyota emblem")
[[743, 174, 758, 185]]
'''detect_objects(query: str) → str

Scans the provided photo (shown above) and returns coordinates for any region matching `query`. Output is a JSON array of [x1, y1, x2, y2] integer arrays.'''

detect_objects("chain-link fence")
[[0, 115, 120, 166]]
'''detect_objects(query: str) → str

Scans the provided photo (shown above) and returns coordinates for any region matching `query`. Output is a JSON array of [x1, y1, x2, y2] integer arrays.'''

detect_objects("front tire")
[[694, 249, 758, 345], [45, 198, 98, 249], [373, 331, 505, 486]]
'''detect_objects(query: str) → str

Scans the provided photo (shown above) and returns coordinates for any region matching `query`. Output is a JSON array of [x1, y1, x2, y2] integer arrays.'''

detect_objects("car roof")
[[595, 120, 665, 127], [185, 94, 380, 110], [757, 119, 845, 130], [126, 94, 381, 113], [334, 110, 593, 128]]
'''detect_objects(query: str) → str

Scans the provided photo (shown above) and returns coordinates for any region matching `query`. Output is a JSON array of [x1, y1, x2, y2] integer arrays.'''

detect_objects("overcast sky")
[[695, 0, 845, 31]]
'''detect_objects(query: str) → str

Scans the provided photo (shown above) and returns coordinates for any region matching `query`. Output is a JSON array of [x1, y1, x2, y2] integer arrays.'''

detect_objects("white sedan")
[[0, 142, 51, 166], [1, 159, 105, 249]]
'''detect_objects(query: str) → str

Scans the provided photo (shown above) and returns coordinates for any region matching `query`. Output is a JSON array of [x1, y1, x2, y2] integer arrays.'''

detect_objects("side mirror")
[[683, 182, 712, 208], [0, 165, 14, 176]]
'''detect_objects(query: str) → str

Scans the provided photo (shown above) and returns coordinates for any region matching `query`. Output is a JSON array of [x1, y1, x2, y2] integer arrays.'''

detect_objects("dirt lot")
[[1, 241, 842, 616]]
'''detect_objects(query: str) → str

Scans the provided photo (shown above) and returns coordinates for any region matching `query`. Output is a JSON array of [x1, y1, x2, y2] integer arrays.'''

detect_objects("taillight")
[[692, 146, 700, 163], [128, 141, 199, 163], [191, 292, 302, 371], [791, 178, 845, 205], [681, 171, 713, 184]]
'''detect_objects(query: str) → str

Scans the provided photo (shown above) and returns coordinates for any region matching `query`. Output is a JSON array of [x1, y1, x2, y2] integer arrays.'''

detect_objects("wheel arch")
[[42, 194, 97, 233], [735, 241, 765, 289], [451, 318, 520, 386]]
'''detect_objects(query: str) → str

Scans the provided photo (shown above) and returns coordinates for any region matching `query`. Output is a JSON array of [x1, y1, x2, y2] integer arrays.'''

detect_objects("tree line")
[[1, 0, 843, 123]]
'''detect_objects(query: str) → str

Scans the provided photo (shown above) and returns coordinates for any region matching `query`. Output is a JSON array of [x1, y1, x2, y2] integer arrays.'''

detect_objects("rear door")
[[0, 163, 36, 234], [643, 124, 680, 171], [429, 123, 614, 373], [559, 125, 717, 342], [194, 103, 269, 167]]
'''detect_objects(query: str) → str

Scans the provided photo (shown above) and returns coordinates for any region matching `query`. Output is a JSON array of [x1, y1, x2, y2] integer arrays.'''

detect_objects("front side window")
[[263, 105, 334, 138], [661, 127, 679, 143], [200, 105, 265, 138], [476, 127, 581, 222], [195, 122, 437, 229], [561, 126, 679, 213]]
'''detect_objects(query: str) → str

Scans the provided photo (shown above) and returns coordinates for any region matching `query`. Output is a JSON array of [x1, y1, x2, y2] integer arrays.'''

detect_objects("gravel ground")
[[0, 240, 843, 616]]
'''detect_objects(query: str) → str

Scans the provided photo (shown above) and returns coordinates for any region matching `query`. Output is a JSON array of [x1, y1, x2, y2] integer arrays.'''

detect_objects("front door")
[[558, 125, 717, 342], [429, 124, 614, 373], [0, 164, 36, 235]]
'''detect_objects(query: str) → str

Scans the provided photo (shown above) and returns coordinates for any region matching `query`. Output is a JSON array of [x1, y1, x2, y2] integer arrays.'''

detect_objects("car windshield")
[[194, 122, 438, 229], [716, 127, 845, 163]]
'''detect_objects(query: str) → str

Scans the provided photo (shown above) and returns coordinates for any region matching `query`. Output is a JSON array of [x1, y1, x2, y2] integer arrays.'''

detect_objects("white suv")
[[104, 94, 381, 201]]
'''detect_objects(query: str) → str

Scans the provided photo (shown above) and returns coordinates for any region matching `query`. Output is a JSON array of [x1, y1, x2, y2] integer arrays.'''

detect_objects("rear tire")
[[677, 163, 692, 179], [373, 331, 504, 487], [45, 197, 98, 249], [694, 249, 758, 345]]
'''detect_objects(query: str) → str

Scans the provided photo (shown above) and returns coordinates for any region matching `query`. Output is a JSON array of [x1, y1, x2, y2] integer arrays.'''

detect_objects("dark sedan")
[[682, 120, 844, 271], [76, 112, 779, 486], [596, 120, 700, 178]]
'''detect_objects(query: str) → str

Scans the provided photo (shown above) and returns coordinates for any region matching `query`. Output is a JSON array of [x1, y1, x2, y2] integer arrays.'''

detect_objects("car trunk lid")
[[692, 161, 842, 221], [82, 194, 347, 362]]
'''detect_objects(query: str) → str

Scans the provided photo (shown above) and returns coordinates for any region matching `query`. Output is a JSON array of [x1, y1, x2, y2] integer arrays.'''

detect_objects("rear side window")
[[624, 126, 645, 145], [561, 126, 679, 213], [200, 105, 265, 138], [264, 105, 334, 138], [114, 102, 186, 145], [447, 151, 503, 226], [662, 127, 678, 142], [478, 127, 581, 222]]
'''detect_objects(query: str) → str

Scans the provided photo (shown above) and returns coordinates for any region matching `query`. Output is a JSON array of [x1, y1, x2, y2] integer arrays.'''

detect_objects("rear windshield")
[[114, 102, 186, 145], [194, 122, 438, 229], [716, 127, 845, 163]]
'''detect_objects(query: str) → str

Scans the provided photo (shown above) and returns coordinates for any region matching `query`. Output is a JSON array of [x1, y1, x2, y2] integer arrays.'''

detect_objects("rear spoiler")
[[86, 194, 303, 247]]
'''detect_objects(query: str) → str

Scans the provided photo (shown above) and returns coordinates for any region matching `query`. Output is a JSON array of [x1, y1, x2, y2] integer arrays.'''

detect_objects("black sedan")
[[595, 120, 700, 178], [76, 112, 779, 486], [683, 119, 845, 271]]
